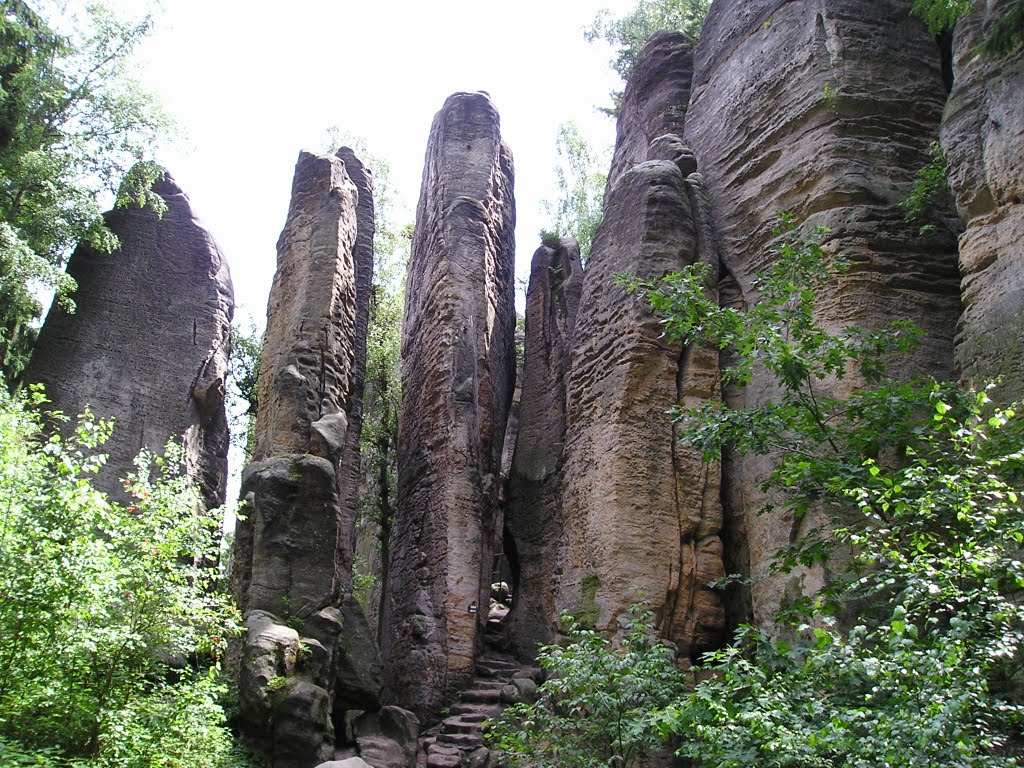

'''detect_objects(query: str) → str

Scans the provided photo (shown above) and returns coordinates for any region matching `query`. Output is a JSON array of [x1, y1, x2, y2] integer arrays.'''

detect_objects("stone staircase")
[[418, 654, 530, 768]]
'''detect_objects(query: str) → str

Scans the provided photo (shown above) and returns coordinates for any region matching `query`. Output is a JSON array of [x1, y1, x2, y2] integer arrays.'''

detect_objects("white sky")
[[126, 0, 633, 324]]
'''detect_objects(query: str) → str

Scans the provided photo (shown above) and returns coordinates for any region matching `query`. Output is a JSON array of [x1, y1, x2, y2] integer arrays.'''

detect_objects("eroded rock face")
[[687, 0, 963, 626], [942, 0, 1024, 402], [607, 31, 695, 193], [381, 92, 516, 720], [558, 157, 726, 663], [504, 238, 583, 658], [25, 173, 233, 511], [233, 150, 381, 767]]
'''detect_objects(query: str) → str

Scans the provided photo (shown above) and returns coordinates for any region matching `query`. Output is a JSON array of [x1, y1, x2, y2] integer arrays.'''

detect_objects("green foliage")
[[623, 213, 1024, 765], [0, 387, 246, 766], [900, 141, 950, 234], [487, 604, 686, 768], [541, 121, 606, 261], [228, 319, 263, 460], [911, 0, 972, 35], [0, 1, 170, 385], [539, 228, 561, 248], [586, 0, 708, 80]]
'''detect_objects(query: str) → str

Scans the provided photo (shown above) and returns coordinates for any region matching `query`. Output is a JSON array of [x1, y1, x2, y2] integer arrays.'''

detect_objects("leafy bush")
[[0, 387, 248, 767], [900, 141, 951, 234], [630, 214, 1024, 765], [487, 604, 685, 768]]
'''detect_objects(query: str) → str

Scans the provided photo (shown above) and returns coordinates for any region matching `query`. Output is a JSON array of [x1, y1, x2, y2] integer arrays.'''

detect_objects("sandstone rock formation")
[[24, 173, 233, 511], [233, 150, 381, 768], [558, 148, 726, 662], [503, 237, 583, 658], [686, 0, 963, 627], [381, 91, 516, 720], [941, 0, 1024, 402]]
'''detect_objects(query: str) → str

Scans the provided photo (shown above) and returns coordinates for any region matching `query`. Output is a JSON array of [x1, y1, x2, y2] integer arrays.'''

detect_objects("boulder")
[[24, 173, 233, 511], [381, 92, 516, 720]]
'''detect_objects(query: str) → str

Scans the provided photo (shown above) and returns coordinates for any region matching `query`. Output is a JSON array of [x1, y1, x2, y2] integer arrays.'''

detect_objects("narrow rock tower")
[[232, 149, 381, 768], [381, 91, 516, 720]]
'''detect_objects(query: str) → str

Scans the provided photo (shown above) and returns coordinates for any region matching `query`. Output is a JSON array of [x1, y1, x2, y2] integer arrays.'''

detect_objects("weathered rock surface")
[[606, 31, 695, 194], [504, 237, 583, 658], [25, 173, 233, 510], [381, 92, 516, 720], [335, 147, 376, 559], [686, 0, 963, 626], [233, 150, 381, 767], [941, 0, 1024, 402], [558, 153, 726, 662]]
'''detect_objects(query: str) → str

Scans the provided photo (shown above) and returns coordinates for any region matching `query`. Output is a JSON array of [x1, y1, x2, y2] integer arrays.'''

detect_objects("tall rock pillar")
[[686, 0, 963, 627], [232, 150, 381, 768], [504, 237, 583, 658], [24, 173, 233, 511], [382, 92, 516, 719], [555, 33, 727, 664], [941, 0, 1024, 402]]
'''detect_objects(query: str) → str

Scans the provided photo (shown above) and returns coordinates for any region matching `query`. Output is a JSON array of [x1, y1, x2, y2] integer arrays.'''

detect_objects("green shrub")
[[0, 386, 248, 767], [487, 604, 685, 768]]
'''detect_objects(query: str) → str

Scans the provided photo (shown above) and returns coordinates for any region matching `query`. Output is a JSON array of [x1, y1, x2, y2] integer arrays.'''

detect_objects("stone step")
[[441, 718, 483, 735], [470, 679, 506, 691], [450, 702, 502, 719], [460, 688, 501, 704], [437, 732, 485, 749], [474, 663, 520, 678], [458, 712, 489, 724], [427, 742, 460, 757], [426, 753, 462, 768]]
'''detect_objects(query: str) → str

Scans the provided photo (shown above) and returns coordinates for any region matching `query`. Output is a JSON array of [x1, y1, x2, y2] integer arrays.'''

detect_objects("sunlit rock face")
[[941, 0, 1024, 403], [503, 237, 584, 659], [232, 150, 381, 768], [380, 91, 516, 721], [515, 32, 724, 664], [25, 173, 233, 513], [686, 0, 962, 627]]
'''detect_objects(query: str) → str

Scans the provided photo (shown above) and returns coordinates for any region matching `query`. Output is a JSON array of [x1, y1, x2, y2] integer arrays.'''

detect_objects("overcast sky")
[[123, 0, 634, 324]]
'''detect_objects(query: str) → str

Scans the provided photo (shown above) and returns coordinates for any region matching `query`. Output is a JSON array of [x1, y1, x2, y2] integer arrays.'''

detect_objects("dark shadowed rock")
[[686, 0, 963, 626], [25, 173, 233, 511], [504, 237, 583, 659], [941, 0, 1024, 402], [381, 92, 516, 720]]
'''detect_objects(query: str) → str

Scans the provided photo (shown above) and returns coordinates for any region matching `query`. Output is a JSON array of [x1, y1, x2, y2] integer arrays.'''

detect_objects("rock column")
[[941, 0, 1024, 402], [504, 237, 583, 658], [381, 92, 516, 720], [555, 33, 727, 663], [686, 0, 963, 627], [232, 150, 381, 768]]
